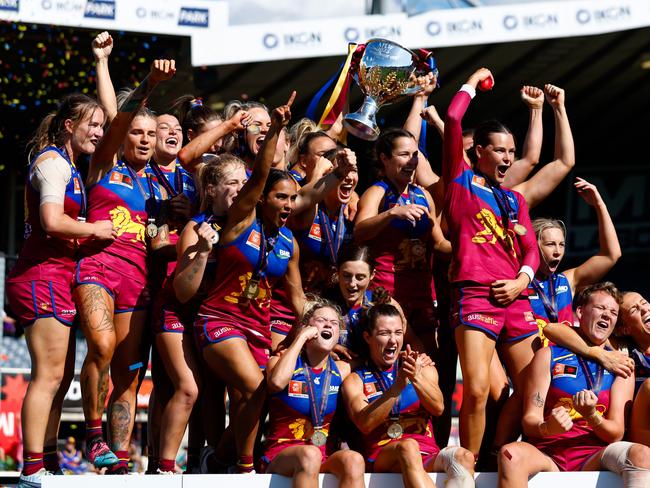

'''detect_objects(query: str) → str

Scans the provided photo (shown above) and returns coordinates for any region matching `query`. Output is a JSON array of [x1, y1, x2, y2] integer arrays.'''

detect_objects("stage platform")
[[8, 471, 619, 487]]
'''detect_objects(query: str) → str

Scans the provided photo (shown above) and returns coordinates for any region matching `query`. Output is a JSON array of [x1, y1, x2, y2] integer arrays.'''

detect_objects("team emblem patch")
[[289, 380, 308, 398], [308, 223, 322, 241], [552, 363, 578, 378], [246, 230, 261, 250]]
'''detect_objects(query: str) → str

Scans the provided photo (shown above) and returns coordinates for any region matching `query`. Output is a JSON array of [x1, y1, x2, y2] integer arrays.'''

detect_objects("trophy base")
[[343, 115, 380, 141]]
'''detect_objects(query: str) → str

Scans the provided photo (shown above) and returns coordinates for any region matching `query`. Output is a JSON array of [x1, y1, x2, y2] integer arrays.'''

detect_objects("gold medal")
[[410, 239, 426, 259], [311, 429, 328, 447], [146, 222, 158, 238], [514, 223, 527, 236], [387, 422, 404, 439], [242, 278, 260, 300]]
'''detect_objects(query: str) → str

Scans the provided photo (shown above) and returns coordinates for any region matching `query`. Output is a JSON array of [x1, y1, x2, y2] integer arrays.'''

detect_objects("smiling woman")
[[354, 128, 449, 356]]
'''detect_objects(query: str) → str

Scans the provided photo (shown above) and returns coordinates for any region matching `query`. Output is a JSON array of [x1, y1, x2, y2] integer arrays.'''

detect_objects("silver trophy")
[[344, 39, 437, 141]]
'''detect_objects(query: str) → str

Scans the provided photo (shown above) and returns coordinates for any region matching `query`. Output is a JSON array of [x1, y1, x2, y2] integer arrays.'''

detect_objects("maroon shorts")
[[270, 319, 293, 336], [452, 283, 537, 343], [261, 441, 326, 470], [195, 314, 270, 369], [75, 255, 150, 313], [6, 276, 76, 327]]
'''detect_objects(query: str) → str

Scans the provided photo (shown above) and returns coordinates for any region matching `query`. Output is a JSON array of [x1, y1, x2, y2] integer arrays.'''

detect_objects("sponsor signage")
[[0, 0, 225, 35], [190, 0, 650, 66]]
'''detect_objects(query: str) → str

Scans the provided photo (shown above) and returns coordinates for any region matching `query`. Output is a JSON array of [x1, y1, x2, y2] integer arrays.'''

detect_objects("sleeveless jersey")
[[197, 219, 294, 335], [13, 146, 84, 277], [531, 345, 614, 470], [354, 362, 438, 461], [297, 203, 354, 293], [149, 160, 198, 284], [629, 344, 650, 395], [528, 272, 574, 344], [81, 160, 163, 276], [443, 89, 539, 285], [368, 181, 436, 305], [264, 355, 342, 458]]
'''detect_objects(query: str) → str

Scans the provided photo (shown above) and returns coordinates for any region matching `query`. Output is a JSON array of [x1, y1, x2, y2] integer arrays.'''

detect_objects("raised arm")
[[563, 178, 621, 293], [443, 68, 492, 186], [87, 59, 176, 186], [293, 148, 358, 216], [92, 31, 118, 122], [220, 91, 296, 243], [503, 85, 544, 187], [177, 110, 251, 173], [403, 74, 436, 142], [543, 323, 633, 378], [266, 325, 318, 393], [513, 85, 575, 209]]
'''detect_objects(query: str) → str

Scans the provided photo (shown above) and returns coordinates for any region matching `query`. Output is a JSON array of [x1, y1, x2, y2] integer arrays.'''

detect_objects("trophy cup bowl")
[[344, 38, 436, 141]]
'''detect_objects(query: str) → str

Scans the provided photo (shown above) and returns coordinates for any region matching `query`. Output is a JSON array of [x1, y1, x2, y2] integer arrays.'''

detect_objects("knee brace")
[[437, 447, 475, 488], [601, 441, 650, 488]]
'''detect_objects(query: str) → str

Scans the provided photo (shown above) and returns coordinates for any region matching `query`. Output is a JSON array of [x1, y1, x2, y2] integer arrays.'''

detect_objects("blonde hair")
[[199, 154, 246, 212], [287, 118, 318, 166], [532, 217, 566, 241]]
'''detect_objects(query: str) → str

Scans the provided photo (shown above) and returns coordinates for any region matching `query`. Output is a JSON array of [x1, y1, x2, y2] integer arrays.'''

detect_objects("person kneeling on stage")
[[342, 303, 475, 488], [498, 282, 650, 488]]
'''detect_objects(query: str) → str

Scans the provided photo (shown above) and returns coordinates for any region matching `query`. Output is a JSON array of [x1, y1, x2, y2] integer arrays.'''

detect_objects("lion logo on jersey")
[[110, 206, 145, 243], [288, 418, 307, 440], [224, 272, 271, 308], [395, 238, 427, 271], [471, 208, 516, 257], [554, 397, 606, 420]]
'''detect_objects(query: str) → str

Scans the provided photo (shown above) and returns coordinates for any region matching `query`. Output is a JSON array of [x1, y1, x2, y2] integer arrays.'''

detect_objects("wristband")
[[518, 265, 534, 283], [460, 84, 476, 99], [587, 412, 603, 427]]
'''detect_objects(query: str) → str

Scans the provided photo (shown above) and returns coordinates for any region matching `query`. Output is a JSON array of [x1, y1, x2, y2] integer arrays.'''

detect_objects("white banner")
[[0, 0, 227, 35], [191, 0, 650, 66]]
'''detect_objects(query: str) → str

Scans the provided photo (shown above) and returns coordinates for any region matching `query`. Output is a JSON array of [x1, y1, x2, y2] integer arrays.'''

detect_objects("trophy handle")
[[343, 97, 380, 141]]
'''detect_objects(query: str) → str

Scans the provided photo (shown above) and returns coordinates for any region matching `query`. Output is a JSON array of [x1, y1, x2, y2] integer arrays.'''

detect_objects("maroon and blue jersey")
[[81, 160, 164, 276], [443, 89, 538, 285], [367, 180, 436, 306], [531, 345, 615, 471], [263, 355, 343, 461], [289, 169, 305, 186], [528, 272, 574, 343], [354, 362, 439, 462], [197, 219, 294, 338], [629, 345, 650, 395], [154, 159, 198, 206], [297, 203, 354, 292], [13, 146, 84, 275]]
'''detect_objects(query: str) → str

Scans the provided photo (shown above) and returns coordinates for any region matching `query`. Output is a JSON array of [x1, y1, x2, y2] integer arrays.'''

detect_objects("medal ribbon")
[[576, 355, 604, 395], [318, 204, 347, 266], [303, 355, 334, 431], [532, 274, 558, 323], [149, 160, 181, 198], [393, 183, 422, 240], [372, 361, 401, 421], [60, 146, 87, 221], [250, 221, 278, 281], [124, 162, 157, 224]]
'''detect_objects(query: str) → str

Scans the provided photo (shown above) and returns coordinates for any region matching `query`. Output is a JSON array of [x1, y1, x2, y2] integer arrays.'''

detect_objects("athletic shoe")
[[86, 438, 119, 468], [199, 446, 215, 474], [18, 468, 51, 488], [106, 465, 129, 475], [156, 468, 175, 475]]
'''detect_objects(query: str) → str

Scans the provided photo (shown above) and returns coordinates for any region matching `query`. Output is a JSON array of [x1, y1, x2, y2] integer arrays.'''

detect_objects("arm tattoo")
[[533, 392, 545, 407]]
